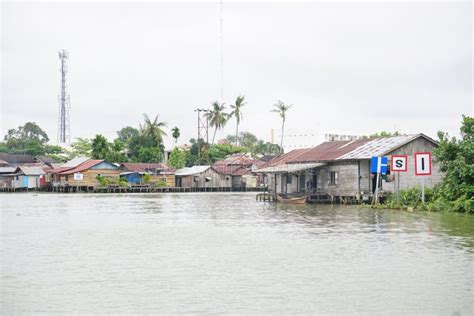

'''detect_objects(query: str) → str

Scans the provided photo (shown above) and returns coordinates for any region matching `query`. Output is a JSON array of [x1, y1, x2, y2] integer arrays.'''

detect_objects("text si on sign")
[[414, 152, 432, 176], [391, 155, 408, 172]]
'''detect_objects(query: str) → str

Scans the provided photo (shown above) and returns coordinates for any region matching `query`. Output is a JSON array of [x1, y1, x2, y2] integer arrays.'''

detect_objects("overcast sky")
[[1, 1, 472, 149]]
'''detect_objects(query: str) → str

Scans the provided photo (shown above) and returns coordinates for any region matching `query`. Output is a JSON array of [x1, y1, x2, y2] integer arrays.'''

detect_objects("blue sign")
[[371, 156, 388, 174]]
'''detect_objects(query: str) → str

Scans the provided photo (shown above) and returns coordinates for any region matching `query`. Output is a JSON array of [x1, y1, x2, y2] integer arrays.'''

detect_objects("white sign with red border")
[[391, 155, 408, 172], [414, 152, 432, 176]]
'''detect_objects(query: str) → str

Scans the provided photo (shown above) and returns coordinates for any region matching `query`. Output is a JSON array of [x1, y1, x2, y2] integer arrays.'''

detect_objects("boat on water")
[[276, 195, 308, 204]]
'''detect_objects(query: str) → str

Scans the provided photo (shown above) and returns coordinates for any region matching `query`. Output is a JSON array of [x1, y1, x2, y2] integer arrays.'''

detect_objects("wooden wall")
[[176, 168, 231, 188], [58, 169, 120, 187]]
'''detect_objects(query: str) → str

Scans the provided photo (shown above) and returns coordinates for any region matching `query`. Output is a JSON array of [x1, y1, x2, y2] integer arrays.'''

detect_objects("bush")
[[95, 175, 109, 187], [156, 180, 167, 187], [143, 174, 151, 183], [119, 179, 128, 187]]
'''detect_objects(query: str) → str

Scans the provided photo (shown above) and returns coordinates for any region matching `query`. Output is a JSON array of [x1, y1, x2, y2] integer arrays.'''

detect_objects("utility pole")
[[57, 49, 71, 144], [194, 108, 209, 162]]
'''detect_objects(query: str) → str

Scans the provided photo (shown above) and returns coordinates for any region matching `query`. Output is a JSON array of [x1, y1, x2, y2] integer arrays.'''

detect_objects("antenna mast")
[[219, 0, 224, 103], [57, 49, 71, 144]]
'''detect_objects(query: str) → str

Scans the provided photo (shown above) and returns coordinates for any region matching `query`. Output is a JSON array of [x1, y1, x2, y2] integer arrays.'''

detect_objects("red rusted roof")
[[288, 139, 371, 163], [58, 160, 104, 175], [121, 162, 174, 173], [261, 148, 313, 168], [212, 164, 251, 176], [48, 166, 75, 174]]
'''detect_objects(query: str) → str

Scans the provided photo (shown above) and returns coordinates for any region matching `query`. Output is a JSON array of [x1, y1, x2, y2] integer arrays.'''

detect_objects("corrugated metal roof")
[[289, 139, 370, 163], [338, 135, 418, 160], [61, 157, 90, 168], [257, 162, 326, 173], [175, 166, 211, 176], [121, 162, 175, 173], [0, 167, 16, 173], [16, 166, 46, 175], [59, 160, 104, 175], [261, 148, 313, 169]]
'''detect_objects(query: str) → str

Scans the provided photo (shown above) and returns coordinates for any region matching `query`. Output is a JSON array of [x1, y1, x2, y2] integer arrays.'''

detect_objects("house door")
[[311, 174, 317, 193], [299, 174, 306, 193]]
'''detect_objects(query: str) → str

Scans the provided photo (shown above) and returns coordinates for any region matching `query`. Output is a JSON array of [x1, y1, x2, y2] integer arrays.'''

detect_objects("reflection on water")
[[1, 193, 473, 314]]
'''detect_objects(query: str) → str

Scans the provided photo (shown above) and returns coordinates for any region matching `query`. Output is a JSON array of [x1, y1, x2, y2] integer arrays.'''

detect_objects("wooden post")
[[421, 177, 425, 203], [397, 172, 400, 205]]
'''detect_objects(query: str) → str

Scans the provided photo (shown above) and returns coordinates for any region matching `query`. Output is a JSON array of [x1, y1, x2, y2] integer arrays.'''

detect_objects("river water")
[[1, 193, 473, 314]]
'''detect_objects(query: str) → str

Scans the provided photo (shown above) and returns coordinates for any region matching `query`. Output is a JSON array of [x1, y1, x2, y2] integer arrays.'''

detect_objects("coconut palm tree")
[[141, 114, 167, 146], [229, 95, 246, 146], [205, 101, 229, 144], [271, 100, 292, 151], [171, 126, 180, 144]]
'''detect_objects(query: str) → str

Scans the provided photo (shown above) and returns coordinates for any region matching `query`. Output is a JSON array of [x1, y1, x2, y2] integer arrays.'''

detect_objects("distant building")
[[212, 154, 265, 188], [120, 162, 175, 186], [175, 166, 230, 188]]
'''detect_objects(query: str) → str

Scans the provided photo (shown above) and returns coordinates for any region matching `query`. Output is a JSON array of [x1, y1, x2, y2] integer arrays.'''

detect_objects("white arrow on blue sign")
[[371, 156, 388, 174]]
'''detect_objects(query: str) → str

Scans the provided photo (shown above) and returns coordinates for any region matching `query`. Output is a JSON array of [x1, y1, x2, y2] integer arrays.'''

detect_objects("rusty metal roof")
[[288, 139, 370, 163], [58, 160, 104, 175], [257, 162, 326, 173], [261, 148, 313, 168], [121, 162, 175, 173]]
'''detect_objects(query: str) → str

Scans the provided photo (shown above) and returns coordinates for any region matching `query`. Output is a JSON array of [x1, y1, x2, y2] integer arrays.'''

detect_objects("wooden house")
[[120, 163, 176, 186], [257, 134, 442, 199], [212, 154, 265, 188], [0, 166, 17, 189], [51, 159, 120, 188], [11, 166, 47, 189], [175, 166, 230, 188]]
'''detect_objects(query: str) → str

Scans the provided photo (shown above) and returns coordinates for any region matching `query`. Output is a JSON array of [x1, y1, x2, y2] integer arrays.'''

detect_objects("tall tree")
[[205, 101, 229, 144], [271, 100, 292, 151], [91, 134, 110, 159], [116, 126, 140, 144], [141, 114, 167, 146], [3, 122, 50, 155], [229, 95, 246, 145], [171, 126, 181, 144]]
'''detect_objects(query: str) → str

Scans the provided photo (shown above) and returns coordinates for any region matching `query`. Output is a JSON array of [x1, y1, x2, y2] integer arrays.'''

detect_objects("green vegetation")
[[119, 178, 128, 188], [155, 179, 167, 187], [95, 175, 110, 187], [142, 173, 151, 183], [379, 116, 473, 213], [168, 147, 187, 169], [0, 122, 63, 157]]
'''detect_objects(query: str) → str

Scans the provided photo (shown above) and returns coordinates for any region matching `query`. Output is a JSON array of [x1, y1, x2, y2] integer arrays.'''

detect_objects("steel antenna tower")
[[195, 108, 209, 161], [219, 0, 224, 103], [57, 49, 71, 144]]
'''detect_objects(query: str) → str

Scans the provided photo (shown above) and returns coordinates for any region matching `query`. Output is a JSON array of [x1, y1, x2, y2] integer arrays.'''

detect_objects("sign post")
[[371, 156, 388, 205], [391, 155, 408, 205], [414, 152, 432, 203]]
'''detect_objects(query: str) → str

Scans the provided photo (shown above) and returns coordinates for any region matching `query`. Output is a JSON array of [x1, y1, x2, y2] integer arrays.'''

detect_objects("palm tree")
[[229, 95, 246, 146], [171, 126, 180, 144], [205, 101, 229, 144], [141, 114, 167, 146], [271, 100, 292, 151]]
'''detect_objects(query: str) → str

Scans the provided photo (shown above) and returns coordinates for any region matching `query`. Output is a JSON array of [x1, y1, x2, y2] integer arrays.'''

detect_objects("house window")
[[286, 174, 292, 184], [330, 172, 338, 185], [65, 175, 69, 181]]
